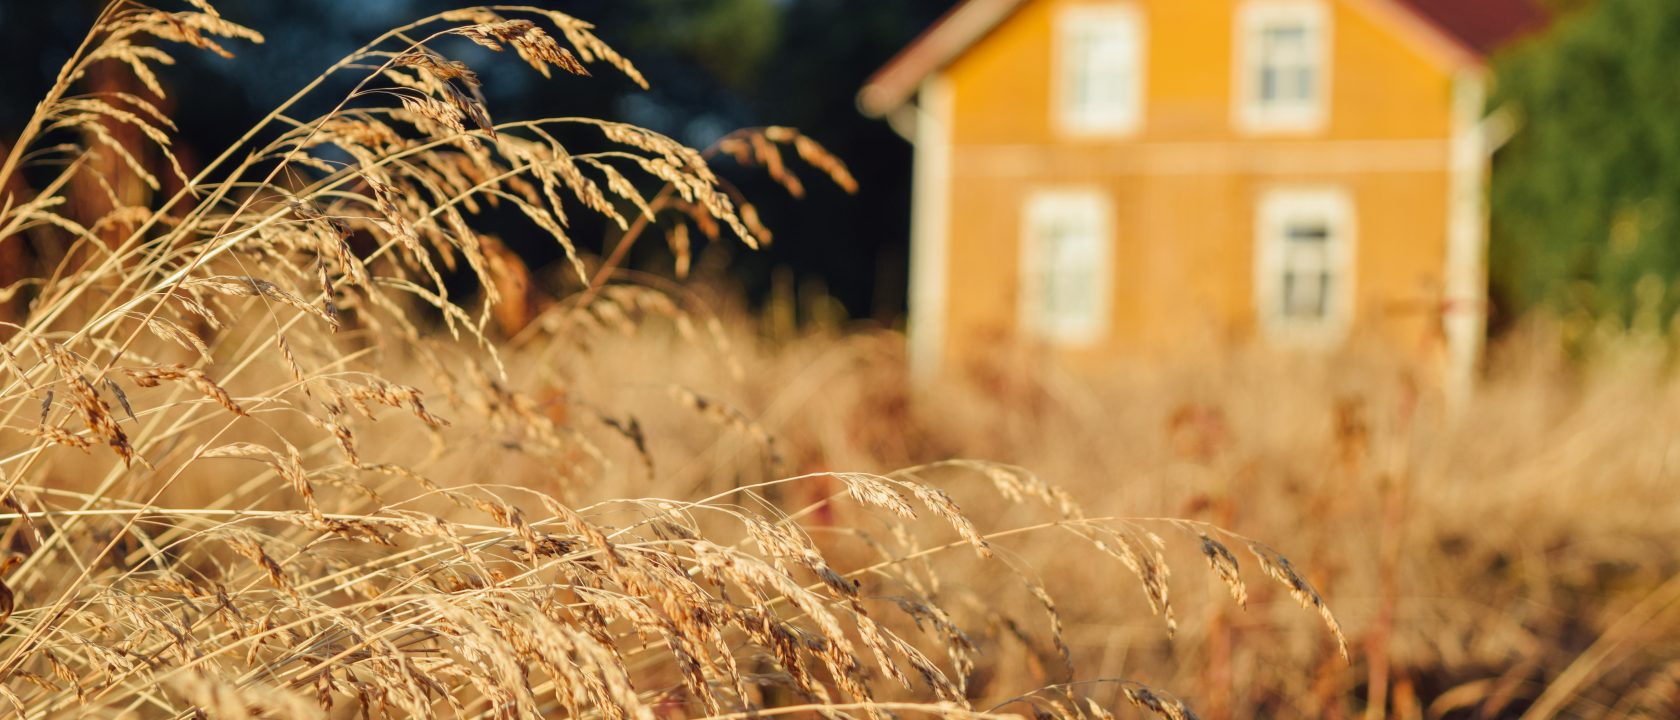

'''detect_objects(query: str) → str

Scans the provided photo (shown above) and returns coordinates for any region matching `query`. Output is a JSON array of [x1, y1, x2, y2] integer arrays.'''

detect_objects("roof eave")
[[1346, 0, 1490, 71], [857, 0, 1029, 118]]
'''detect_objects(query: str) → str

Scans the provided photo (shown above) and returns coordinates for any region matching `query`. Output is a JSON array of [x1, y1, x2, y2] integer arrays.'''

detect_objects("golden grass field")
[[0, 2, 1675, 718], [568, 306, 1680, 719]]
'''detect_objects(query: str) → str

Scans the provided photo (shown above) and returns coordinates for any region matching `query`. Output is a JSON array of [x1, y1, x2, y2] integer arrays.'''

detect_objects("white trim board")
[[908, 75, 955, 383], [953, 139, 1452, 177], [1443, 70, 1489, 409]]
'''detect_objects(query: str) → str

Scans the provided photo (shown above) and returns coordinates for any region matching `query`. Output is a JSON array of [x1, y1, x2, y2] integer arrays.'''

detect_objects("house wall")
[[931, 0, 1462, 369]]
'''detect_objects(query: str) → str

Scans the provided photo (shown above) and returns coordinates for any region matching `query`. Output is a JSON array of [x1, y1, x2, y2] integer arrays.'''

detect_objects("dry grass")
[[0, 2, 1344, 718], [615, 309, 1680, 719]]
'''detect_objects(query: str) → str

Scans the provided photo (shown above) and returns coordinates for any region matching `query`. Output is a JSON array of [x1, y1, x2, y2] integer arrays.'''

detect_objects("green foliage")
[[630, 0, 783, 89], [1490, 0, 1680, 334]]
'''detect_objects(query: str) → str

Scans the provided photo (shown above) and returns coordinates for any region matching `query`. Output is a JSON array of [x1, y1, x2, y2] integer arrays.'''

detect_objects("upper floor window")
[[1236, 1, 1329, 133], [1255, 188, 1355, 345], [1021, 189, 1113, 345], [1056, 6, 1145, 136]]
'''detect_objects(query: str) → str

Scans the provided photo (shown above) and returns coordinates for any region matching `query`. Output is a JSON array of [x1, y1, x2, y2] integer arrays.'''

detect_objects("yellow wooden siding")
[[932, 0, 1460, 369]]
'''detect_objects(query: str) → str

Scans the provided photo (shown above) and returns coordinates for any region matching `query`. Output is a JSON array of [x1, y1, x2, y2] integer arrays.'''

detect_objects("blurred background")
[[4, 0, 1678, 351], [0, 0, 964, 324]]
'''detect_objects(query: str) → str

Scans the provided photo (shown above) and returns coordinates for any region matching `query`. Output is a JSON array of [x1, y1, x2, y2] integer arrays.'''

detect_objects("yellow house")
[[860, 0, 1545, 396]]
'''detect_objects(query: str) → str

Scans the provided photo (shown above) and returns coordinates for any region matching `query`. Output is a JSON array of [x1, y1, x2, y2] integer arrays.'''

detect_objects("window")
[[1020, 190, 1113, 345], [1236, 1, 1329, 132], [1255, 188, 1354, 344], [1056, 6, 1144, 135]]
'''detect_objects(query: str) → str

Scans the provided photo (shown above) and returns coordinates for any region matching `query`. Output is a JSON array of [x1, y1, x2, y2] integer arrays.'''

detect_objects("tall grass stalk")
[[0, 3, 1341, 717]]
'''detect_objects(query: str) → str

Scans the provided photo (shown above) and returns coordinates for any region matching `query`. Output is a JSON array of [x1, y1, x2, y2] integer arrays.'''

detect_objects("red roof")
[[1395, 0, 1549, 56], [860, 0, 1549, 118]]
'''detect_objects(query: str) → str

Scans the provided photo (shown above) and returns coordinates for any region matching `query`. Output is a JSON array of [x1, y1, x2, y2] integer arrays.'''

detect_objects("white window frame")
[[1019, 189, 1114, 346], [1054, 5, 1146, 137], [1234, 0, 1331, 134], [1254, 187, 1355, 346]]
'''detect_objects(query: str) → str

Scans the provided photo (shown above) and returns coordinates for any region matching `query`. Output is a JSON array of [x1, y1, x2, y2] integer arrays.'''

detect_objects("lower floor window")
[[1255, 187, 1354, 344], [1021, 189, 1113, 345]]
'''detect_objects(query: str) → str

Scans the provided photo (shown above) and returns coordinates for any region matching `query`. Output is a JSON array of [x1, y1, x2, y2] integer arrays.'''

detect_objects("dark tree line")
[[1491, 0, 1680, 337]]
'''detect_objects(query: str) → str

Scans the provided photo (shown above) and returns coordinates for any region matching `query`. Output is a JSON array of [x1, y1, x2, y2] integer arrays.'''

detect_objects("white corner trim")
[[908, 75, 955, 383], [1232, 0, 1333, 135], [1443, 69, 1489, 408]]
